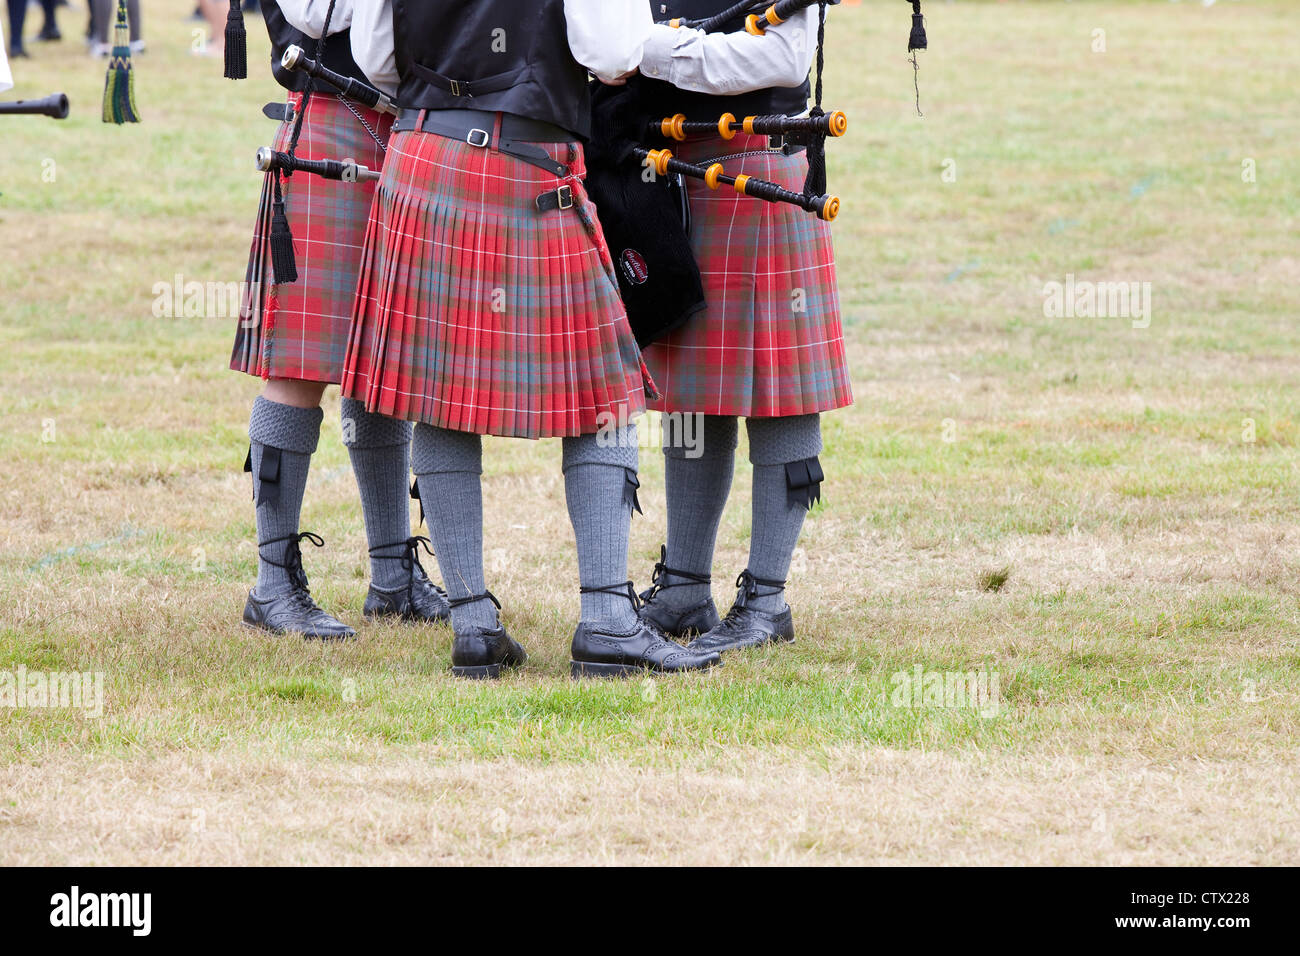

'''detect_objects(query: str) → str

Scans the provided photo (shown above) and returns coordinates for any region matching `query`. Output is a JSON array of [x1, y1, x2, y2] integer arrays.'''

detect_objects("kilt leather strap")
[[535, 185, 574, 213], [393, 108, 571, 177], [263, 101, 295, 123]]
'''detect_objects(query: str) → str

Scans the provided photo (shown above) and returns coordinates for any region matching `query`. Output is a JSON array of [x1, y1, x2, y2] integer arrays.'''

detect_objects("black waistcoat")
[[263, 0, 370, 94], [391, 0, 591, 138], [632, 0, 818, 121]]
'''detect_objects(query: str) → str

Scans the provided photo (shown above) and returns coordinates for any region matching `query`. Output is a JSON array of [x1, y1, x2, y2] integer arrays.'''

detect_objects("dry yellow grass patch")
[[2, 748, 1295, 865]]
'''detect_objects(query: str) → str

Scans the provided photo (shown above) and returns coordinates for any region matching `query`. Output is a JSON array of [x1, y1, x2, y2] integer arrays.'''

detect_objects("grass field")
[[1, 0, 1297, 865]]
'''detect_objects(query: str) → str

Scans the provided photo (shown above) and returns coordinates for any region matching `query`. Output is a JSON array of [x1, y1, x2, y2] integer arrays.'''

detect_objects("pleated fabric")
[[340, 128, 652, 440], [640, 133, 853, 419], [230, 93, 393, 384]]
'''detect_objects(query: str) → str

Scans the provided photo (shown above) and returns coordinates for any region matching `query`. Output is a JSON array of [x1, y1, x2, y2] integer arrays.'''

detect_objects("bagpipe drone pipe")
[[584, 1, 927, 347], [234, 0, 396, 284], [0, 94, 70, 119]]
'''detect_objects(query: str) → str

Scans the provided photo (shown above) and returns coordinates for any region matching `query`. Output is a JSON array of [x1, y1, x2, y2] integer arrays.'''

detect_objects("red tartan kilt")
[[340, 129, 651, 440], [230, 94, 393, 384], [640, 134, 853, 418]]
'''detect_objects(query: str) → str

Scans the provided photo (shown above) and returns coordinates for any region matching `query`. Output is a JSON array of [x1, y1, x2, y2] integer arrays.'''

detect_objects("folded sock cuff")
[[663, 414, 738, 461], [747, 413, 823, 466], [411, 422, 483, 476], [248, 396, 324, 455], [340, 397, 412, 449], [563, 427, 639, 472]]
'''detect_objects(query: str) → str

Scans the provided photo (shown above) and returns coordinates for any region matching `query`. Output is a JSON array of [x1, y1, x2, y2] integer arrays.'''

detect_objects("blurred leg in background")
[[7, 0, 27, 56], [90, 0, 141, 55], [195, 0, 223, 57], [36, 0, 58, 41]]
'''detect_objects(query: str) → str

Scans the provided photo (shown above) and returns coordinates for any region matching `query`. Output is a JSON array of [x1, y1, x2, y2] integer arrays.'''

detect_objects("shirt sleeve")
[[349, 0, 399, 95], [564, 0, 653, 84], [276, 0, 354, 38], [638, 8, 822, 95]]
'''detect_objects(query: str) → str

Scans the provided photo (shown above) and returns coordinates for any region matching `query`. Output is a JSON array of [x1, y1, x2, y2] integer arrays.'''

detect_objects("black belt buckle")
[[535, 184, 574, 213], [770, 131, 810, 153]]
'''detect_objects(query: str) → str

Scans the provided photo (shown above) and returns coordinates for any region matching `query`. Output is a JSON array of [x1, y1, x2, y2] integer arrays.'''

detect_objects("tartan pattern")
[[340, 129, 651, 440], [640, 134, 853, 418], [230, 93, 393, 383]]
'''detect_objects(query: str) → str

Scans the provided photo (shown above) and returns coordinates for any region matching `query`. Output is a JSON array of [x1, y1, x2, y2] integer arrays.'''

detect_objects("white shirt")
[[638, 8, 821, 95], [277, 0, 353, 37], [0, 22, 12, 93], [350, 0, 652, 96]]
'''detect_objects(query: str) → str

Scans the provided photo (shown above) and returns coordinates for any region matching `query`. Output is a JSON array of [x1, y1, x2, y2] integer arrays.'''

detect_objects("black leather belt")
[[392, 108, 573, 178]]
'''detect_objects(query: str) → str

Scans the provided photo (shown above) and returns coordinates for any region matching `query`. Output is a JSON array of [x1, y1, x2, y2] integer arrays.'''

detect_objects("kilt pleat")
[[230, 93, 393, 384], [640, 134, 853, 418], [340, 129, 650, 439]]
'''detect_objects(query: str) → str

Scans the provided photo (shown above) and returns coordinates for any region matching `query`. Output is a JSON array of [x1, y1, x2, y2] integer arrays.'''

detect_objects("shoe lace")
[[582, 580, 642, 613], [448, 589, 503, 612], [259, 531, 325, 593], [638, 544, 711, 605], [369, 535, 442, 610], [283, 583, 323, 617], [728, 567, 785, 613]]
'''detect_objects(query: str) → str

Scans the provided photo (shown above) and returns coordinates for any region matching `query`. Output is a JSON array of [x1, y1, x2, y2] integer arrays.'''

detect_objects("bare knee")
[[262, 379, 328, 409]]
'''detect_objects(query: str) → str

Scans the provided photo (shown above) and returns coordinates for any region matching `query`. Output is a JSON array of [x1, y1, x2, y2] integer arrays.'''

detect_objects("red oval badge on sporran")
[[619, 249, 650, 286]]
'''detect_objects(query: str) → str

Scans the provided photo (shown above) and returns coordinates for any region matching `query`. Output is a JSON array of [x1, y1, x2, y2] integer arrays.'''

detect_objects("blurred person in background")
[[6, 0, 27, 56], [35, 0, 58, 41], [194, 0, 225, 58], [89, 0, 141, 55]]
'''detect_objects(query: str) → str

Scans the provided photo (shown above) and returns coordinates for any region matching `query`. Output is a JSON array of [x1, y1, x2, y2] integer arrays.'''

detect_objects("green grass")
[[0, 0, 1298, 863]]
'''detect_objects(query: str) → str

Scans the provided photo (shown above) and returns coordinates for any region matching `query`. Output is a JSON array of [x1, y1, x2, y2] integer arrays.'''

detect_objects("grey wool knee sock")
[[341, 397, 415, 591], [744, 414, 824, 613], [563, 426, 640, 631], [410, 424, 496, 632], [660, 414, 738, 609], [248, 396, 324, 597]]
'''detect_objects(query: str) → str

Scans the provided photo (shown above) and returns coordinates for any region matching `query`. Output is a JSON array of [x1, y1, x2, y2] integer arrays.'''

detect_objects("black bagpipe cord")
[[801, 1, 829, 200], [268, 0, 341, 284]]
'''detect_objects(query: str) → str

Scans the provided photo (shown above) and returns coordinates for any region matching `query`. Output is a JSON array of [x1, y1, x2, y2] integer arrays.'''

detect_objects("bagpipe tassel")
[[224, 0, 248, 80], [101, 0, 140, 124], [909, 2, 927, 52], [269, 172, 299, 285]]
